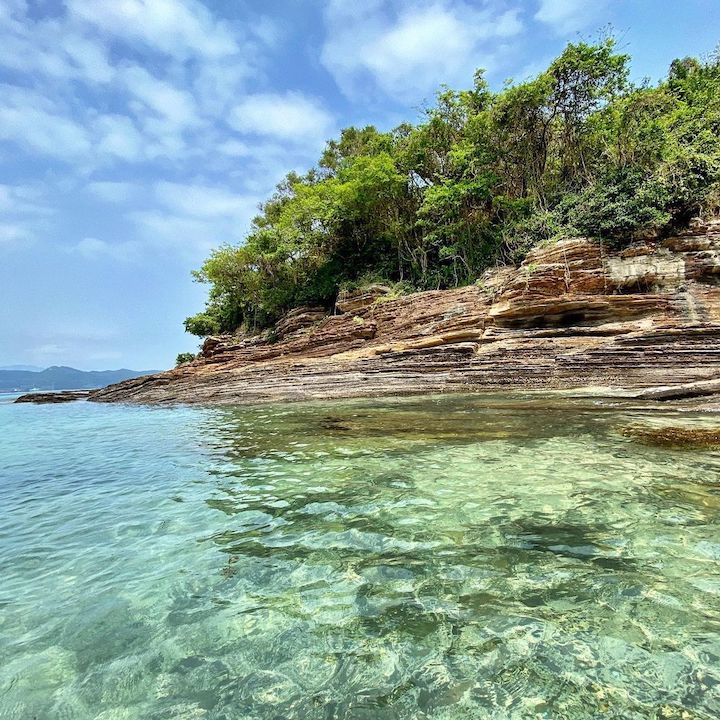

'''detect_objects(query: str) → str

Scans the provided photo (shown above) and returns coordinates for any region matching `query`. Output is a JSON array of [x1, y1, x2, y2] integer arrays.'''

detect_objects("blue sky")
[[1, 0, 719, 371]]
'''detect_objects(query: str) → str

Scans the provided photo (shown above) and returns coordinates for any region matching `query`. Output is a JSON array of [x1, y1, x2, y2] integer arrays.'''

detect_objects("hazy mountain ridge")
[[0, 366, 157, 392], [0, 365, 45, 372]]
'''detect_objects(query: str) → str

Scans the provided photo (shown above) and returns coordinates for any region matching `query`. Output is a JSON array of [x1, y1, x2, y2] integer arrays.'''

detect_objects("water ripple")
[[1, 394, 719, 718]]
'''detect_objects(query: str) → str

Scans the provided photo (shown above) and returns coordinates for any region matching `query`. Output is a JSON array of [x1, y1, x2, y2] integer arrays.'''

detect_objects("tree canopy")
[[186, 39, 720, 336]]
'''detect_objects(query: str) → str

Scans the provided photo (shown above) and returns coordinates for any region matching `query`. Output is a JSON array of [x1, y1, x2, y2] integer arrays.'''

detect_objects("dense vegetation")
[[186, 39, 720, 337]]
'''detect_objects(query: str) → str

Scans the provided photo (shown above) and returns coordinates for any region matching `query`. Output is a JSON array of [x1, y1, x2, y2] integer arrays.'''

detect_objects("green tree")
[[185, 40, 720, 335]]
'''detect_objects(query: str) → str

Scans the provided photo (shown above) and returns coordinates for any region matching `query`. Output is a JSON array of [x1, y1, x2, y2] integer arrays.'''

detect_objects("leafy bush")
[[553, 170, 672, 242], [175, 352, 196, 366], [184, 312, 220, 337]]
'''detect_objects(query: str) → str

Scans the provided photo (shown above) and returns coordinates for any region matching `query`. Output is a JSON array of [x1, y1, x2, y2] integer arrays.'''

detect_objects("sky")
[[1, 0, 719, 371]]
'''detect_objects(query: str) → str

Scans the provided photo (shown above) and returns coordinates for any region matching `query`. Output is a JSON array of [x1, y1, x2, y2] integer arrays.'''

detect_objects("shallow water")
[[1, 393, 719, 719]]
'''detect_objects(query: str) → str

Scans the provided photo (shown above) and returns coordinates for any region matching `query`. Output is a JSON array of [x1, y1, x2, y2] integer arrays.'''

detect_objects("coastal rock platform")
[[92, 220, 720, 406], [15, 391, 91, 404]]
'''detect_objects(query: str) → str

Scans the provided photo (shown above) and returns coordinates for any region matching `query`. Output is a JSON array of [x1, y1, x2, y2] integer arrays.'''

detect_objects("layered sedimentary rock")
[[15, 391, 91, 403], [93, 219, 720, 405]]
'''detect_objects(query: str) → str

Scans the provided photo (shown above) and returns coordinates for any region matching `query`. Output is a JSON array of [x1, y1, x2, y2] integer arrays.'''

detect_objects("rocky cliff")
[[92, 219, 720, 406]]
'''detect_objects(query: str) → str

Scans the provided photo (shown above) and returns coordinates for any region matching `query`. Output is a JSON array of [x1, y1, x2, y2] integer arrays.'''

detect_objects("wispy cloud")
[[0, 183, 53, 246], [0, 0, 330, 276], [0, 85, 92, 160], [128, 210, 245, 259], [154, 181, 260, 219], [86, 181, 139, 203], [229, 92, 335, 145], [535, 0, 610, 35], [0, 0, 281, 170], [69, 237, 144, 263], [322, 0, 522, 102], [66, 0, 241, 59], [0, 223, 32, 244]]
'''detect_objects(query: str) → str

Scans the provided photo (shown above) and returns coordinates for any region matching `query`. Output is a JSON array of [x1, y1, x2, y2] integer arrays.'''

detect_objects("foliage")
[[184, 312, 220, 337], [175, 352, 196, 366], [185, 39, 720, 336]]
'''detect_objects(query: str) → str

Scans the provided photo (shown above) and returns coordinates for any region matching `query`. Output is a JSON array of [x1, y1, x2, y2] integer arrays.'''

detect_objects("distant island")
[[0, 366, 157, 393]]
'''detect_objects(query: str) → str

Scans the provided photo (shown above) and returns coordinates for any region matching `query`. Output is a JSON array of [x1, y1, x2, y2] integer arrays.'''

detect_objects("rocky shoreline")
[[27, 219, 720, 408], [14, 390, 91, 404]]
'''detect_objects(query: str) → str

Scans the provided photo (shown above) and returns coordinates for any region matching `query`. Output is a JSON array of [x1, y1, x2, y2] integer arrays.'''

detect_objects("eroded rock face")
[[92, 221, 720, 405], [335, 285, 391, 314], [273, 306, 328, 339]]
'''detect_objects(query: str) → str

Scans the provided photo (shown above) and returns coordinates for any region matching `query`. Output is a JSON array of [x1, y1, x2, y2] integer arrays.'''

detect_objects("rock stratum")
[[92, 220, 720, 406], [15, 391, 91, 404]]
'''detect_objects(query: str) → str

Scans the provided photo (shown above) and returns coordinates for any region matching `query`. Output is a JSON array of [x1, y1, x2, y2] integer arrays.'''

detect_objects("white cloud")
[[106, 182, 266, 260], [217, 139, 253, 157], [0, 10, 115, 84], [193, 61, 252, 116], [0, 183, 51, 215], [0, 85, 92, 159], [0, 1, 269, 168], [535, 0, 608, 35], [322, 0, 522, 101], [0, 184, 53, 246], [154, 182, 259, 219], [66, 0, 239, 59], [71, 237, 143, 263], [0, 70, 196, 165], [59, 31, 115, 83], [120, 66, 199, 129], [128, 210, 242, 258], [95, 115, 146, 162], [0, 223, 32, 244], [0, 0, 25, 25], [34, 343, 68, 357], [229, 92, 335, 144], [0, 84, 178, 165], [86, 181, 138, 203]]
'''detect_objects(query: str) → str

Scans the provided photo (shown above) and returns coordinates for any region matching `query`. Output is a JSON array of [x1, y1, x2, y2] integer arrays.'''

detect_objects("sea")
[[1, 391, 719, 719]]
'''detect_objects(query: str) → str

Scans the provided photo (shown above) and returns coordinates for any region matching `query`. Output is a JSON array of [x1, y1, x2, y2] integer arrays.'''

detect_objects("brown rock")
[[274, 306, 328, 338], [335, 284, 391, 314], [92, 229, 720, 406], [622, 425, 720, 448], [15, 391, 91, 403]]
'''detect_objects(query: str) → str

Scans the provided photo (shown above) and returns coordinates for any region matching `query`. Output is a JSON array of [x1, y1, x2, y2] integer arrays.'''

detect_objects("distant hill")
[[0, 364, 44, 372], [0, 366, 157, 392]]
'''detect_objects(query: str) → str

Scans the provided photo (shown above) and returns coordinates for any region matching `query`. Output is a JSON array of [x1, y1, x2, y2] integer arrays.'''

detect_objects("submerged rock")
[[92, 221, 720, 406], [631, 378, 720, 401], [622, 425, 720, 448]]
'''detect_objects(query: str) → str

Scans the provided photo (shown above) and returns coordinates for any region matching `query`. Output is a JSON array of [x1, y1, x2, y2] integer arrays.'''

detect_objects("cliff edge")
[[92, 220, 720, 405]]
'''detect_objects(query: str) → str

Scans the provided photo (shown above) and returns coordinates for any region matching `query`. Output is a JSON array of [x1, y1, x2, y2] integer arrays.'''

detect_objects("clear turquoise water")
[[1, 392, 720, 719]]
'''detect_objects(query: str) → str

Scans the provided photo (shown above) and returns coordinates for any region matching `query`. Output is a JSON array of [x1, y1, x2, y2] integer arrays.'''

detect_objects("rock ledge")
[[92, 223, 720, 406]]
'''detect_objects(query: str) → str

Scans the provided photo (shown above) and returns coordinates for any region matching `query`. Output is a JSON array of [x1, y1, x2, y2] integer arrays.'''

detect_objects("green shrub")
[[175, 352, 196, 367], [184, 312, 220, 337]]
